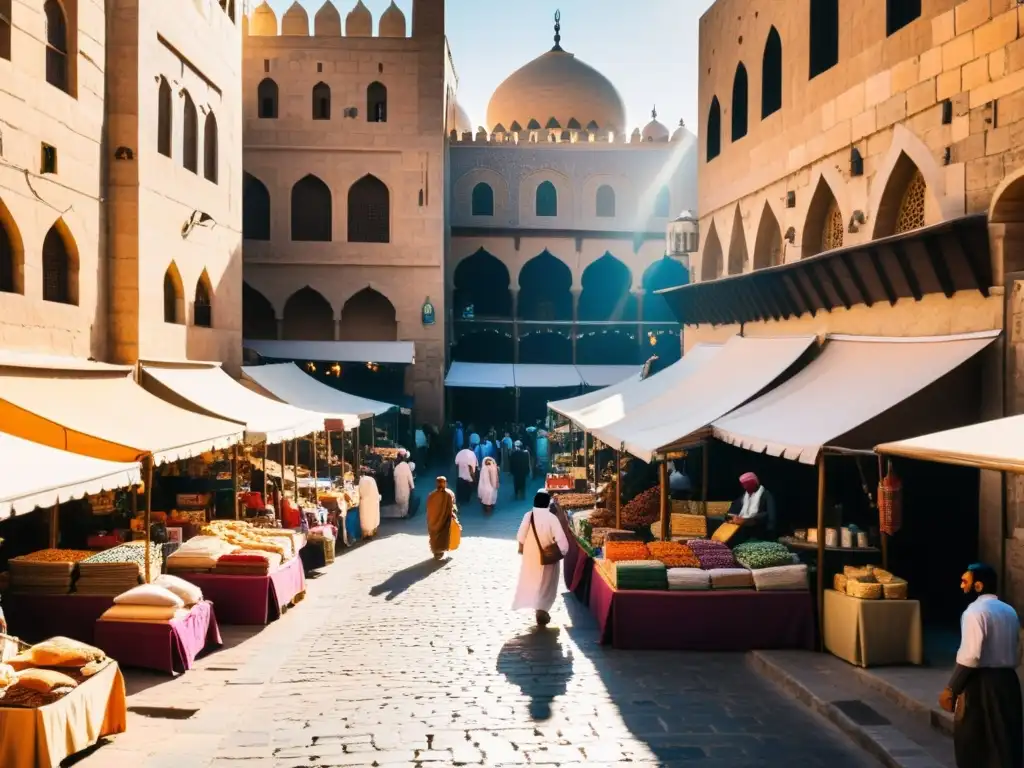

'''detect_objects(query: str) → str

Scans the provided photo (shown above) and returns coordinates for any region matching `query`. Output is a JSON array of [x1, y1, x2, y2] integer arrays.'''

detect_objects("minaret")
[[551, 10, 563, 52]]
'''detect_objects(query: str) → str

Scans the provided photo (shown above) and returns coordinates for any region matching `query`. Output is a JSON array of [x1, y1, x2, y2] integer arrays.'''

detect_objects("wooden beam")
[[767, 278, 800, 318], [890, 241, 923, 301], [923, 236, 956, 298], [953, 227, 991, 296], [785, 272, 817, 315], [818, 260, 852, 309], [838, 251, 873, 307], [752, 278, 785, 320], [868, 248, 899, 305], [801, 265, 832, 310]]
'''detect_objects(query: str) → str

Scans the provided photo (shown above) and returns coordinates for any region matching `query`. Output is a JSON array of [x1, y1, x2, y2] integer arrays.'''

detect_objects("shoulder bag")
[[530, 512, 564, 566]]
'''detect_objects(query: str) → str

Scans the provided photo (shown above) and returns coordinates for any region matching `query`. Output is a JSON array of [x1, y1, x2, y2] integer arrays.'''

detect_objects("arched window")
[[312, 82, 331, 120], [194, 273, 213, 327], [347, 174, 390, 243], [809, 0, 839, 78], [731, 63, 748, 141], [258, 78, 278, 119], [762, 27, 782, 119], [471, 183, 494, 216], [655, 186, 671, 218], [367, 81, 387, 123], [706, 96, 721, 161], [0, 212, 17, 294], [42, 222, 76, 305], [182, 91, 198, 174], [44, 1, 69, 92], [203, 112, 218, 183], [291, 174, 332, 241], [887, 0, 920, 35], [157, 76, 173, 157], [596, 185, 615, 218], [0, 0, 11, 61], [535, 181, 557, 217], [163, 264, 183, 324], [243, 172, 271, 241]]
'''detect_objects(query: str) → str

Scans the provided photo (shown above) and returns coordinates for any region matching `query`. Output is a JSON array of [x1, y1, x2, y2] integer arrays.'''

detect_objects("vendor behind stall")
[[709, 472, 776, 545]]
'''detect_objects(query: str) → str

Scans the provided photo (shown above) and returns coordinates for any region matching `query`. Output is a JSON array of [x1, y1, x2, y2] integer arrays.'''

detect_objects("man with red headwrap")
[[726, 472, 777, 544]]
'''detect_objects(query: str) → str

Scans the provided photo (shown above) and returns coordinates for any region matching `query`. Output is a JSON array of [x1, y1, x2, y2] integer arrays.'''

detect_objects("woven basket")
[[882, 579, 908, 599], [846, 580, 883, 599], [833, 573, 849, 593], [844, 565, 875, 578], [872, 568, 895, 584]]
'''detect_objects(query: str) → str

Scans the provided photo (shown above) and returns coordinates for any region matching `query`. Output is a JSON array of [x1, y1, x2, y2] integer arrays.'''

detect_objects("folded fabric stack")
[[751, 564, 809, 591], [603, 541, 651, 562], [687, 539, 740, 570], [667, 567, 711, 590], [708, 567, 755, 589], [733, 540, 794, 570], [166, 535, 238, 573], [613, 560, 668, 591], [199, 520, 301, 560], [214, 550, 278, 576], [100, 584, 189, 624], [8, 550, 93, 595], [76, 542, 162, 594], [647, 541, 701, 568]]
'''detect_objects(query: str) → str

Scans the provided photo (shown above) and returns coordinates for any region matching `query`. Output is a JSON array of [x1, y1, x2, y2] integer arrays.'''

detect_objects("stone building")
[[677, 0, 1024, 608], [0, 0, 243, 369], [240, 0, 448, 424]]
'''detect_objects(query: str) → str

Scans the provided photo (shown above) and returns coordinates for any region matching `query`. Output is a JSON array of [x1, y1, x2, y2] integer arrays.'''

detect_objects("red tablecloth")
[[2, 594, 114, 644], [588, 567, 816, 651], [562, 535, 593, 601], [178, 556, 306, 625], [93, 600, 223, 675]]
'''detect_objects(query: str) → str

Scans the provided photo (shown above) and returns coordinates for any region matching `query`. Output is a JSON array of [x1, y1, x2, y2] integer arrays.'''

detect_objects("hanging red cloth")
[[878, 463, 903, 536]]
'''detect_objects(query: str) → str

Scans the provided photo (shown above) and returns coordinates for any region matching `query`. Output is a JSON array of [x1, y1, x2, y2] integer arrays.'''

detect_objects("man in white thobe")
[[393, 453, 416, 518], [513, 490, 569, 628], [357, 473, 381, 537]]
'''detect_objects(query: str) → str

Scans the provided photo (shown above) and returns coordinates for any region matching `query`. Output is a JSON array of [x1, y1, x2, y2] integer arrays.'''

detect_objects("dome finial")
[[552, 10, 562, 52], [652, 105, 657, 120]]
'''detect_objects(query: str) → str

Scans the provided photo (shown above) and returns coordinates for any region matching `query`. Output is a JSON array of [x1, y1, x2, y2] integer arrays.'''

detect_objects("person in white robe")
[[393, 453, 416, 517], [357, 473, 381, 537], [477, 456, 499, 515], [513, 490, 569, 627]]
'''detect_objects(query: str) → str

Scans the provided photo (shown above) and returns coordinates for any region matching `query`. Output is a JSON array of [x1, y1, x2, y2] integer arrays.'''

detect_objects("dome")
[[379, 1, 406, 37], [281, 1, 309, 35], [346, 0, 372, 37], [250, 0, 277, 36], [314, 0, 342, 36], [452, 101, 473, 135], [671, 118, 687, 142], [642, 108, 670, 142], [485, 15, 626, 135]]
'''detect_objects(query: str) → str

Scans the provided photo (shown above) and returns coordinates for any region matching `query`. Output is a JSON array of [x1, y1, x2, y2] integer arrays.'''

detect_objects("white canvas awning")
[[592, 335, 818, 461], [244, 340, 415, 365], [0, 432, 141, 518], [513, 364, 584, 388], [141, 362, 325, 445], [575, 365, 640, 387], [445, 362, 514, 389], [0, 354, 243, 465], [553, 343, 725, 430], [241, 363, 394, 426], [876, 414, 1024, 473], [714, 332, 1000, 464]]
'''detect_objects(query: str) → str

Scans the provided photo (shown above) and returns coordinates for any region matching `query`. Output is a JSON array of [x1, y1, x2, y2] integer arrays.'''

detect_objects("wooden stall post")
[[370, 417, 376, 450], [312, 432, 318, 502], [325, 430, 333, 483], [143, 456, 154, 584], [281, 440, 287, 505], [659, 461, 669, 541], [231, 443, 239, 520], [585, 432, 591, 487], [353, 428, 361, 480], [816, 453, 827, 652], [260, 441, 267, 501], [293, 438, 299, 502], [701, 439, 709, 517], [615, 450, 622, 530], [48, 503, 59, 549]]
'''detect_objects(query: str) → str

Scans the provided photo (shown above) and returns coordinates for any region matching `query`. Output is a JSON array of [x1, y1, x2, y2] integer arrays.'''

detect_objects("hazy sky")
[[261, 0, 715, 132]]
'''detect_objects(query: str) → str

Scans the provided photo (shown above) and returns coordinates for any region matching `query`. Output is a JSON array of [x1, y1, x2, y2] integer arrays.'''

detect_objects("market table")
[[588, 567, 816, 651], [0, 660, 127, 768], [823, 588, 923, 667], [94, 600, 223, 675], [179, 556, 306, 625], [562, 536, 593, 602], [2, 594, 114, 644]]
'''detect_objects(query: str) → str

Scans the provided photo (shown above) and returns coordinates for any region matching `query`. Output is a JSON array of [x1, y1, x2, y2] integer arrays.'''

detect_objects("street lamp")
[[667, 209, 698, 270]]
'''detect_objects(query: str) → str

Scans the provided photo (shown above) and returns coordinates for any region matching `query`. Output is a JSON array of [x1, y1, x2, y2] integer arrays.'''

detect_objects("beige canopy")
[[876, 413, 1024, 473]]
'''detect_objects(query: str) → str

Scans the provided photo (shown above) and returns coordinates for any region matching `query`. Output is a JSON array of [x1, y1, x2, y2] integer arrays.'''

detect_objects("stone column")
[[276, 319, 284, 340], [633, 289, 646, 358], [571, 288, 581, 366], [511, 287, 520, 364]]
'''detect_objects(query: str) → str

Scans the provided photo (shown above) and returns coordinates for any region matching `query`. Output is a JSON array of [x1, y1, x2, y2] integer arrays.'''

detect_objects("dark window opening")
[[596, 185, 615, 218], [367, 81, 387, 123], [203, 112, 218, 183], [258, 78, 278, 119], [42, 224, 75, 305], [0, 0, 12, 61], [312, 82, 331, 120], [41, 143, 58, 174], [194, 278, 212, 327], [182, 91, 198, 173], [761, 26, 782, 118], [163, 268, 181, 324], [157, 76, 173, 157], [0, 218, 16, 293], [706, 96, 721, 161], [809, 0, 839, 78], [887, 0, 921, 35], [243, 172, 271, 240], [291, 174, 332, 242], [471, 183, 494, 216], [535, 181, 557, 217], [44, 0, 68, 92], [347, 174, 390, 243], [731, 63, 749, 141]]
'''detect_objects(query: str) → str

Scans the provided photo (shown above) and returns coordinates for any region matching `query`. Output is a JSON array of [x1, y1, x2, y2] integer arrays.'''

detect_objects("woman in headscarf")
[[357, 472, 381, 537], [427, 476, 458, 560], [477, 456, 500, 515], [513, 491, 570, 627], [393, 452, 416, 517]]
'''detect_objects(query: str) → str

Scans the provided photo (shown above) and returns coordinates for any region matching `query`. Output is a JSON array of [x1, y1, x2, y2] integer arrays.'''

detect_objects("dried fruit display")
[[553, 492, 596, 510], [604, 541, 651, 562], [620, 486, 660, 527], [687, 539, 739, 570], [647, 541, 700, 568]]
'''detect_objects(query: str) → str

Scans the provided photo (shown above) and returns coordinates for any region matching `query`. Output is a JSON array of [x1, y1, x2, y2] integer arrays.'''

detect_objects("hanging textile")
[[878, 463, 903, 535]]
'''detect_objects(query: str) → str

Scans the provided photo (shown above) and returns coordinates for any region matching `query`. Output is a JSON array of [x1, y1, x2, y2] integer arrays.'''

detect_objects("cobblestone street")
[[72, 479, 878, 768]]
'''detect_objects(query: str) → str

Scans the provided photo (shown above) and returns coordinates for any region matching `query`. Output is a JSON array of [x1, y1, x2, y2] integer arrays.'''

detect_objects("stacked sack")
[[667, 567, 710, 590], [733, 541, 794, 570], [751, 564, 809, 591], [647, 541, 700, 568], [76, 542, 162, 594], [1, 637, 110, 707], [166, 535, 238, 573], [8, 549, 93, 595], [99, 575, 204, 624], [612, 560, 668, 590]]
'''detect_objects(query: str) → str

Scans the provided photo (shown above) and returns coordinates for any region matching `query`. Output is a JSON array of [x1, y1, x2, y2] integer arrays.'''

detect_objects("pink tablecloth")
[[2, 594, 114, 644], [93, 600, 223, 675], [562, 535, 593, 600], [588, 567, 816, 651], [179, 556, 306, 625]]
